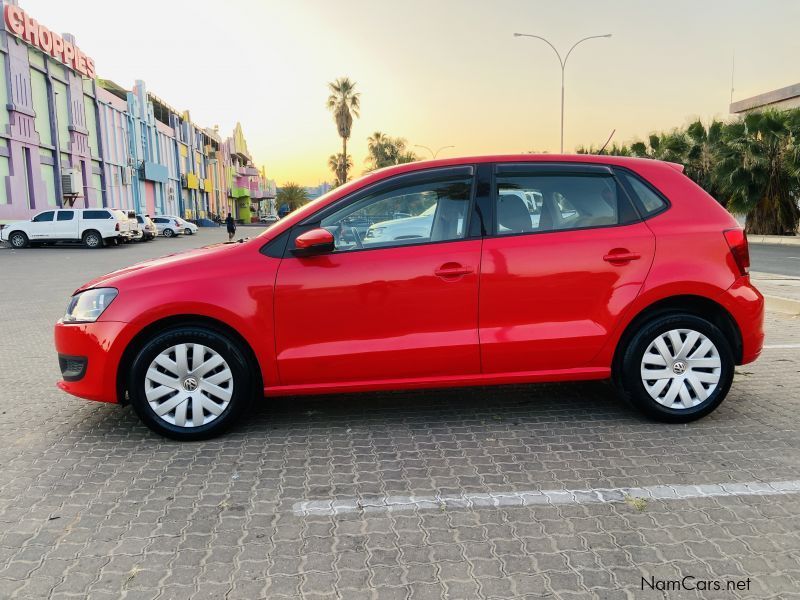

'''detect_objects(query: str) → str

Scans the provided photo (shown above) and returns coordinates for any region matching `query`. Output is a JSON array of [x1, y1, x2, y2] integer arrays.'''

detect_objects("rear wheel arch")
[[116, 315, 263, 405], [612, 295, 743, 378]]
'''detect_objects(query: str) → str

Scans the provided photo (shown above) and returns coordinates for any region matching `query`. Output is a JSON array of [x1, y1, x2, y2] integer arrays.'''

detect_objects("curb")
[[749, 235, 800, 247], [764, 295, 800, 315]]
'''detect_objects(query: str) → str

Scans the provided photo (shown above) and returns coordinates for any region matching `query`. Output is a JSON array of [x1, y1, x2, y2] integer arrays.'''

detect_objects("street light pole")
[[414, 144, 455, 159], [513, 33, 611, 153]]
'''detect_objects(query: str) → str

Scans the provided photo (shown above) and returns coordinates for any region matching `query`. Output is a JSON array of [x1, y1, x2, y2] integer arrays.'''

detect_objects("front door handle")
[[435, 262, 474, 279], [603, 249, 641, 264]]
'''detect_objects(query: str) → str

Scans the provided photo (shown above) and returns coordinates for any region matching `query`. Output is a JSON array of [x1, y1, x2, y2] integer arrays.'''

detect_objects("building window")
[[54, 81, 69, 152], [41, 163, 57, 207], [30, 70, 53, 147]]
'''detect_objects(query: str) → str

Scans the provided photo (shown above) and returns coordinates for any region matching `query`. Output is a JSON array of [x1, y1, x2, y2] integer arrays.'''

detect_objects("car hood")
[[74, 242, 241, 294]]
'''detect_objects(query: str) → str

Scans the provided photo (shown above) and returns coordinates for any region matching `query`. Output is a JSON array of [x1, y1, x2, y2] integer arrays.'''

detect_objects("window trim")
[[612, 166, 672, 220], [488, 162, 643, 239], [281, 165, 478, 258]]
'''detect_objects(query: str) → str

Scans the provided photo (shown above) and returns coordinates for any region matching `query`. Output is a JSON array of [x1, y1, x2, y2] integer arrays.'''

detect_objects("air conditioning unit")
[[121, 167, 132, 185], [61, 168, 82, 197], [168, 186, 175, 200], [180, 174, 188, 188]]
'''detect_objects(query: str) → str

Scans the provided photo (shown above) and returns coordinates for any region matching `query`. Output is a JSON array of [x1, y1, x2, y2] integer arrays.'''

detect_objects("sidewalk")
[[749, 234, 800, 246], [751, 272, 800, 315]]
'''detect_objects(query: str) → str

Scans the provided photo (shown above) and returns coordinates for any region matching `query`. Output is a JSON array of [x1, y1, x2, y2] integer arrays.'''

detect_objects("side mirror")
[[293, 228, 335, 256]]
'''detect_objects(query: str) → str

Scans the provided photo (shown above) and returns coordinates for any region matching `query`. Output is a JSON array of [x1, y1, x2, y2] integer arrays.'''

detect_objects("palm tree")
[[715, 110, 800, 235], [328, 153, 352, 186], [276, 182, 310, 212], [684, 119, 725, 204], [326, 77, 360, 185], [365, 131, 417, 170]]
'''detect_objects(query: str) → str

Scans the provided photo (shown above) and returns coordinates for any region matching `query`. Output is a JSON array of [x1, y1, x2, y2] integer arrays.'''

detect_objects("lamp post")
[[513, 33, 611, 153], [414, 144, 455, 159]]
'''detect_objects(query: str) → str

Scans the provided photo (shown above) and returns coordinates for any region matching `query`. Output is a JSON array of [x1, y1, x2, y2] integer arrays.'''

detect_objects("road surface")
[[750, 242, 800, 277]]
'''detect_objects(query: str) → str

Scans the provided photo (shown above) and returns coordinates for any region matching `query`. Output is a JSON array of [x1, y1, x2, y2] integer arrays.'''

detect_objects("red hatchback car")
[[54, 155, 764, 440]]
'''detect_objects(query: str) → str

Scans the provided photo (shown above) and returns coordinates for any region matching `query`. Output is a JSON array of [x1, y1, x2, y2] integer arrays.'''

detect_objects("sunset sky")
[[23, 0, 800, 186]]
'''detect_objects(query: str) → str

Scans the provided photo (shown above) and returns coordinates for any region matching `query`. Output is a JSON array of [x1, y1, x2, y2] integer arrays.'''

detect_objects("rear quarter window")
[[617, 171, 668, 217], [83, 210, 111, 219]]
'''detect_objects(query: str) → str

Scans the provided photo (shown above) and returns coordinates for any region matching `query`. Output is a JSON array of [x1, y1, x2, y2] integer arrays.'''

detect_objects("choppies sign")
[[3, 5, 96, 78]]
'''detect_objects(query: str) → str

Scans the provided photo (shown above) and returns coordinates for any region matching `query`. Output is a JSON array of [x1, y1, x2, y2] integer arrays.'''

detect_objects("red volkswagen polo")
[[54, 155, 764, 440]]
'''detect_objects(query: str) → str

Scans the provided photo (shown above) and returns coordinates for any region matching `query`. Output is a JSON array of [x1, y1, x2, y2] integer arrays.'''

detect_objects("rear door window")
[[57, 210, 74, 221], [494, 169, 639, 235]]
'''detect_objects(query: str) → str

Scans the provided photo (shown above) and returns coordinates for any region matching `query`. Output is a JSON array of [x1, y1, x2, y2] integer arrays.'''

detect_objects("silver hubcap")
[[86, 235, 99, 247], [145, 343, 233, 428], [11, 235, 24, 247], [640, 328, 722, 410]]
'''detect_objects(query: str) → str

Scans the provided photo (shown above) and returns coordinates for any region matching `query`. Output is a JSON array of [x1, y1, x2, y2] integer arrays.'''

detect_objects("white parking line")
[[763, 344, 800, 349], [292, 480, 800, 516]]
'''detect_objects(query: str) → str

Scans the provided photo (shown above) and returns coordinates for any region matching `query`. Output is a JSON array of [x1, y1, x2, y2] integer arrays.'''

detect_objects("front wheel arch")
[[116, 315, 263, 406]]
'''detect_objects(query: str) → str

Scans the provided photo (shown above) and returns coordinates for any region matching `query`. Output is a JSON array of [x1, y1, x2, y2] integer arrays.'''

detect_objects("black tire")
[[185, 228, 193, 235], [128, 326, 252, 440], [83, 230, 103, 249], [616, 313, 734, 423], [8, 231, 28, 249], [163, 228, 175, 238]]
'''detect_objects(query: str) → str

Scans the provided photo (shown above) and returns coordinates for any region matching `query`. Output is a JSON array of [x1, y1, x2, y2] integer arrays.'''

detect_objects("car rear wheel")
[[616, 313, 734, 423], [8, 231, 28, 248], [128, 326, 252, 440], [83, 230, 103, 249], [163, 228, 175, 238]]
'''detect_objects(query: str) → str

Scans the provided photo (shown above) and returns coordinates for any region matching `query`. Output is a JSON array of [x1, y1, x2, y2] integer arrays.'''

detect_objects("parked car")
[[159, 215, 198, 236], [112, 210, 140, 242], [54, 155, 764, 440], [136, 214, 157, 241], [259, 215, 279, 224], [364, 203, 437, 244], [1, 208, 124, 248], [151, 216, 183, 238]]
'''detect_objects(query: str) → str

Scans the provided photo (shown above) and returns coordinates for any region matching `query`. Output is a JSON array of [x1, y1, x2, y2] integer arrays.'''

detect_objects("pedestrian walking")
[[225, 212, 236, 241]]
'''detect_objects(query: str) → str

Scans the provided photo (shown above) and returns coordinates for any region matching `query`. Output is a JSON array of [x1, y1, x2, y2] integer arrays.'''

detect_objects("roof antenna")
[[598, 129, 615, 154], [730, 49, 736, 104]]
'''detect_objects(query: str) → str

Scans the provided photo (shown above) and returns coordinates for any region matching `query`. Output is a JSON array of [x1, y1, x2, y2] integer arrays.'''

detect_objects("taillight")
[[115, 223, 120, 231], [723, 228, 749, 276], [175, 220, 180, 227]]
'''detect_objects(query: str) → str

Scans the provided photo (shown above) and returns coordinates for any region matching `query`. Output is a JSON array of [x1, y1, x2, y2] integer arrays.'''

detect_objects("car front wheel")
[[185, 228, 193, 235], [8, 231, 28, 248], [128, 326, 252, 440], [617, 313, 734, 423]]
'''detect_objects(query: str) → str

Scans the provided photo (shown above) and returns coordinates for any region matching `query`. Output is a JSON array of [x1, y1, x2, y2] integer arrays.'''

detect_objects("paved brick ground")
[[1, 231, 799, 599]]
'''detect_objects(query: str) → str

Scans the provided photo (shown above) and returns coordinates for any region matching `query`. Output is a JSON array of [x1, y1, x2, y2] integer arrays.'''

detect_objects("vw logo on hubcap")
[[182, 377, 199, 392], [672, 361, 687, 375]]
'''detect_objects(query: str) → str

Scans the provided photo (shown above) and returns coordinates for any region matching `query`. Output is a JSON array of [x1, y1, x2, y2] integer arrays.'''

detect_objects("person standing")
[[225, 212, 236, 241]]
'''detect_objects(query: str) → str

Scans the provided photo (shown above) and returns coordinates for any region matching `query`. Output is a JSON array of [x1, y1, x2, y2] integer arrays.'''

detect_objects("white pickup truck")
[[0, 208, 126, 248]]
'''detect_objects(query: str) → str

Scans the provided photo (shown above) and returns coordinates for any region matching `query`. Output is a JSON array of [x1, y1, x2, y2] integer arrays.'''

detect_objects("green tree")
[[715, 110, 800, 235], [326, 77, 360, 185], [276, 182, 310, 212], [328, 153, 352, 186], [684, 119, 725, 204], [365, 131, 417, 170]]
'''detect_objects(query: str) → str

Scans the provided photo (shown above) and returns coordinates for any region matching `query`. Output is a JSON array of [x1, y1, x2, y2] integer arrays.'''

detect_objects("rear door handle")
[[435, 263, 474, 278], [603, 250, 641, 264]]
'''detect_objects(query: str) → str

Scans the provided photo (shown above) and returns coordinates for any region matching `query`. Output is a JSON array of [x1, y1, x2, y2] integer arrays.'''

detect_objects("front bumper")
[[54, 320, 129, 403]]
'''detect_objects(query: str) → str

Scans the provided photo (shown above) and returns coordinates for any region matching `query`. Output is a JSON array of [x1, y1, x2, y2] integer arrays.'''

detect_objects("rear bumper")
[[719, 275, 765, 365], [54, 320, 129, 403]]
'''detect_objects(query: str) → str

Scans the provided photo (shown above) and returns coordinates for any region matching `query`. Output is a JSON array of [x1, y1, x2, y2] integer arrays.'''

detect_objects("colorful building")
[[0, 0, 272, 224]]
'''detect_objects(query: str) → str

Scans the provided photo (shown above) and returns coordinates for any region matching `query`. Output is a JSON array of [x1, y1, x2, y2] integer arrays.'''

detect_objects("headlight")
[[64, 288, 118, 323]]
